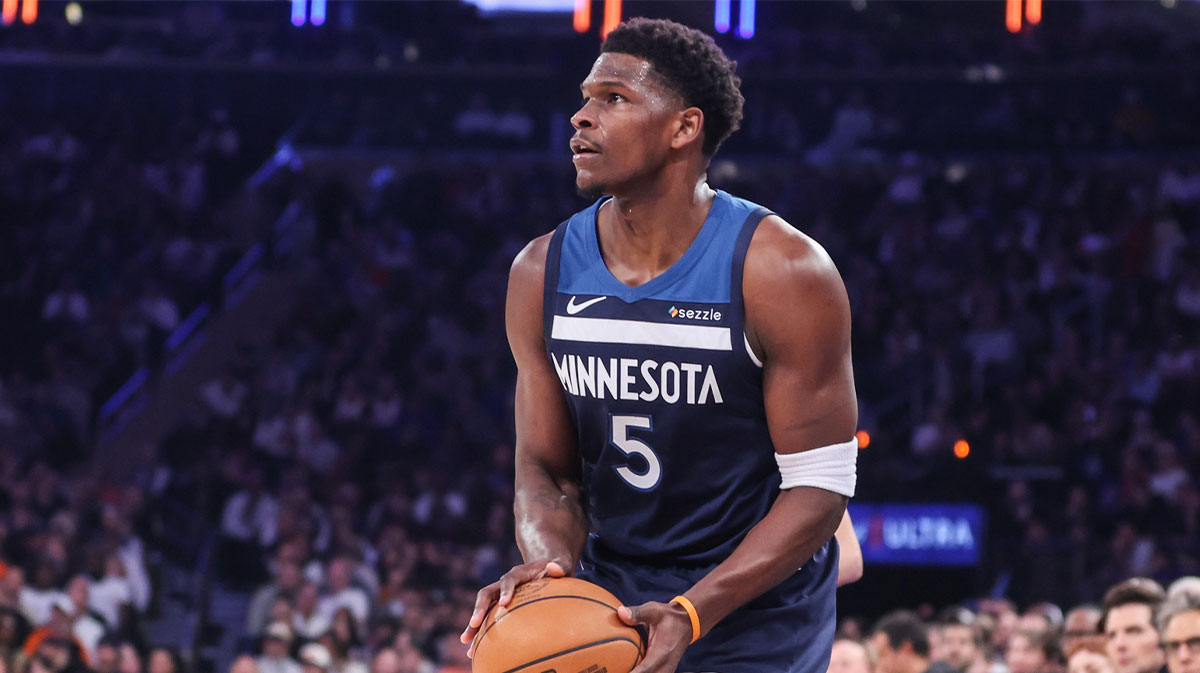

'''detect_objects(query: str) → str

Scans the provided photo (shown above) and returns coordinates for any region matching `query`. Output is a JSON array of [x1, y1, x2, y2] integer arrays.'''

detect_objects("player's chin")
[[575, 173, 605, 200]]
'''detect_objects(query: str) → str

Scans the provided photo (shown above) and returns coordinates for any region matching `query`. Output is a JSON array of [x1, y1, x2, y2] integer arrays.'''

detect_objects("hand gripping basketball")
[[618, 600, 695, 673], [461, 558, 567, 658]]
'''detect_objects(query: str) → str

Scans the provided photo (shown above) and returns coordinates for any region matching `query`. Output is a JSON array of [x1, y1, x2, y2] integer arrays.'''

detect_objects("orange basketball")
[[471, 576, 645, 673]]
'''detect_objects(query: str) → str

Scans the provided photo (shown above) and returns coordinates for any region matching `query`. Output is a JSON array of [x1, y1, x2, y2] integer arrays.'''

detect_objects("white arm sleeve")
[[774, 437, 858, 497]]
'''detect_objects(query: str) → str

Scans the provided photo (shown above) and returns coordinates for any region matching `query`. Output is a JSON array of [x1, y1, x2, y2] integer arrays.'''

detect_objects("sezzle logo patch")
[[668, 305, 722, 321]]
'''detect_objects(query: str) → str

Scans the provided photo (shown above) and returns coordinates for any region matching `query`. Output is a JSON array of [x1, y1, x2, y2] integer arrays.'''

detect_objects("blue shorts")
[[577, 538, 839, 673]]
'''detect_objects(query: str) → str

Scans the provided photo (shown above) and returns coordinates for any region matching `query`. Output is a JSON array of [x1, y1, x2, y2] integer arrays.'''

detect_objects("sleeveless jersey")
[[542, 190, 838, 673]]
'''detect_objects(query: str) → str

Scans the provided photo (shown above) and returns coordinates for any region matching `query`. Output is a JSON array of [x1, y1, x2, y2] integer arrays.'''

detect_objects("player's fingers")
[[497, 561, 545, 606], [462, 582, 500, 641], [544, 560, 566, 577], [618, 604, 645, 626]]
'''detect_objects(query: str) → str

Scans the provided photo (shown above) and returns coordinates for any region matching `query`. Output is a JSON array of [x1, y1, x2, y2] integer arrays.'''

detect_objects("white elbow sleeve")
[[775, 437, 858, 497]]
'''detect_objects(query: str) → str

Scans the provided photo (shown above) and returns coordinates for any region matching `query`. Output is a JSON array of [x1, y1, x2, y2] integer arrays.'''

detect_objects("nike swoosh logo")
[[566, 295, 607, 315]]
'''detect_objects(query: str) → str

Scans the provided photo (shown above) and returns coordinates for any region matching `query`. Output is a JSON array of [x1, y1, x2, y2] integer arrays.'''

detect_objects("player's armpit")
[[506, 234, 589, 568]]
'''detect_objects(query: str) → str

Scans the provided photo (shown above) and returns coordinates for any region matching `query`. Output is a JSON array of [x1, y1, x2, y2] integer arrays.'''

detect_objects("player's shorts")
[[577, 538, 839, 673]]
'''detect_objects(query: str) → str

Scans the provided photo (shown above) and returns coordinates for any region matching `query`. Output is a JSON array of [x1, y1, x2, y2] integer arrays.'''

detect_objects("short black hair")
[[601, 18, 744, 157], [1099, 578, 1166, 632], [873, 610, 931, 658]]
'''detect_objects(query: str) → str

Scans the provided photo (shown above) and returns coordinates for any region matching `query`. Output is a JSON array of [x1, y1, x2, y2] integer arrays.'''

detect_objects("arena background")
[[1, 1, 1198, 672]]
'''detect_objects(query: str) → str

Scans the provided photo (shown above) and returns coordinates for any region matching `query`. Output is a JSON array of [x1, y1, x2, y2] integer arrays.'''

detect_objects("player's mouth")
[[570, 138, 601, 162]]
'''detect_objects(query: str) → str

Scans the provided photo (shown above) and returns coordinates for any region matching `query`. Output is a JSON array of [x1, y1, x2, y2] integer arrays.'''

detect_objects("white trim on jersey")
[[744, 333, 763, 368], [551, 316, 733, 351]]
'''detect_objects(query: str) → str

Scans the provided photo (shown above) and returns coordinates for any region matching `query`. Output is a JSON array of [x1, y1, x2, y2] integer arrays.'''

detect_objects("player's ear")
[[669, 106, 704, 151]]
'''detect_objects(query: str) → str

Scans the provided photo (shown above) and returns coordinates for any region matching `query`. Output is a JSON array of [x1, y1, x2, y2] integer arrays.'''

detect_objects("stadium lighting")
[[737, 0, 755, 38], [574, 0, 590, 32], [65, 1, 81, 25], [856, 430, 871, 450], [714, 0, 731, 33], [1006, 0, 1021, 32], [600, 0, 620, 37], [1025, 0, 1041, 25], [291, 0, 306, 26], [953, 439, 970, 459], [310, 0, 326, 25], [1, 0, 15, 26]]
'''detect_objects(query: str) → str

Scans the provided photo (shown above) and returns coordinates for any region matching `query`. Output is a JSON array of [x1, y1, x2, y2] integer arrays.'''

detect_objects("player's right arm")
[[461, 233, 589, 654]]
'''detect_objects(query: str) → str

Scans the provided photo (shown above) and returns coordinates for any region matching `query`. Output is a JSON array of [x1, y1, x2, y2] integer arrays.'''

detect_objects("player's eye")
[[608, 93, 625, 103]]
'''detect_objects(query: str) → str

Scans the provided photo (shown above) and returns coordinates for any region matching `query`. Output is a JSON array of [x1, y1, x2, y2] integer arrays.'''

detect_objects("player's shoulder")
[[745, 213, 842, 291], [509, 231, 555, 289]]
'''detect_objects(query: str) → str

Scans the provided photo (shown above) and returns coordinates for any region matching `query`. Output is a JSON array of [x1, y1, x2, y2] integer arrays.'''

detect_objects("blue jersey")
[[542, 190, 837, 673]]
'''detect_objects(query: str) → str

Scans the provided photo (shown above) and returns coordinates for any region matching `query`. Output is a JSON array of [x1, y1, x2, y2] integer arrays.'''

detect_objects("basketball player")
[[461, 18, 857, 673]]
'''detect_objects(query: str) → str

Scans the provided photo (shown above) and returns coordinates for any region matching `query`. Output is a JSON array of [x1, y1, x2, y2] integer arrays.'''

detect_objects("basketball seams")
[[493, 636, 643, 673], [475, 594, 622, 646]]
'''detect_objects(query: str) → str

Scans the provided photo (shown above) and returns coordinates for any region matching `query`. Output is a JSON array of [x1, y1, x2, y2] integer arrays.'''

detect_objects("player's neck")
[[600, 176, 715, 284]]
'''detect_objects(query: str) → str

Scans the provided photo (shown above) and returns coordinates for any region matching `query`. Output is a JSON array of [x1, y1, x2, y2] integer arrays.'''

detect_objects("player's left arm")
[[620, 214, 856, 671]]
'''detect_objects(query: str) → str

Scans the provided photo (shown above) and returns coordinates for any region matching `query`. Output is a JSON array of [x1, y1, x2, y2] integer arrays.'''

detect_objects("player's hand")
[[461, 559, 569, 658], [618, 600, 694, 673]]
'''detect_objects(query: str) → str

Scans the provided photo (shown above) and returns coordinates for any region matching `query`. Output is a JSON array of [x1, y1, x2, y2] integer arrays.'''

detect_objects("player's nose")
[[570, 101, 596, 130]]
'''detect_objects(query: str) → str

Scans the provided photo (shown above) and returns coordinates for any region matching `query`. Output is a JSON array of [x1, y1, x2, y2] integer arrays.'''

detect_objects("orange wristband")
[[670, 595, 701, 644]]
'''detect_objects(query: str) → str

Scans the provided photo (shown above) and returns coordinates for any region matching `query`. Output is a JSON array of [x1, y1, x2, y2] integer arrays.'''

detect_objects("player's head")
[[570, 18, 744, 198]]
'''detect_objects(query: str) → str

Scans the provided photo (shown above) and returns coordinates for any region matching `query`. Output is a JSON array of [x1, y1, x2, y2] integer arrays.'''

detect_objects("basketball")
[[471, 577, 645, 673]]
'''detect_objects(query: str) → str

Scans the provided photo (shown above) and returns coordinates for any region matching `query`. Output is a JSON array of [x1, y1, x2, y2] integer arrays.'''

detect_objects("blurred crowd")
[[0, 95, 252, 464], [0, 454, 160, 673], [0, 4, 1198, 673], [832, 577, 1200, 673]]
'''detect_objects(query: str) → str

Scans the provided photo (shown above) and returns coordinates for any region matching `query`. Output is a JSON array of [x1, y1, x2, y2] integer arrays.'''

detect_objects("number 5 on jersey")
[[610, 415, 661, 491]]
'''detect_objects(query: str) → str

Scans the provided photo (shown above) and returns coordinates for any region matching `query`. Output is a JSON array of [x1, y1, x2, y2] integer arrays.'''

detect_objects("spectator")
[[257, 622, 300, 673], [201, 371, 250, 421], [0, 607, 30, 673], [871, 611, 953, 673], [1006, 628, 1061, 673], [218, 467, 277, 584], [116, 642, 142, 673], [21, 599, 89, 669], [147, 648, 185, 673], [1062, 606, 1104, 660], [367, 649, 400, 673], [298, 644, 331, 673], [41, 279, 89, 325], [247, 562, 305, 639], [291, 583, 328, 643], [936, 608, 982, 673], [1158, 592, 1200, 673], [1068, 645, 1117, 673], [829, 638, 874, 673], [1169, 579, 1200, 602], [91, 638, 120, 673], [229, 656, 259, 673], [316, 559, 369, 627], [62, 580, 106, 663], [1100, 579, 1167, 673]]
